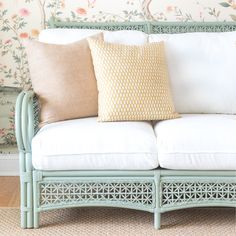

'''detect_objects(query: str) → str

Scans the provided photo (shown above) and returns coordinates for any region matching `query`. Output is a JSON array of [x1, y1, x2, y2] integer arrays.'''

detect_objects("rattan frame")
[[15, 20, 236, 229]]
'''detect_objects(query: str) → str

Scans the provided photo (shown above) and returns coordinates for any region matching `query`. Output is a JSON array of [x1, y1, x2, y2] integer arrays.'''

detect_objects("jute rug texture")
[[0, 207, 235, 236]]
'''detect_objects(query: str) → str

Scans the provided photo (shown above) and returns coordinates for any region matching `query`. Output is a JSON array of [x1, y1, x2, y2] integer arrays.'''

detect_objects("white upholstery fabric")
[[154, 114, 236, 170], [149, 32, 236, 114], [39, 29, 102, 44], [103, 30, 148, 45], [32, 118, 158, 170], [39, 29, 148, 45]]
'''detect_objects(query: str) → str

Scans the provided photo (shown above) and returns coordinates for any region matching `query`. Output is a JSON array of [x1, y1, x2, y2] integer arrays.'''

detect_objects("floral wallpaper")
[[0, 0, 236, 150], [0, 88, 16, 146]]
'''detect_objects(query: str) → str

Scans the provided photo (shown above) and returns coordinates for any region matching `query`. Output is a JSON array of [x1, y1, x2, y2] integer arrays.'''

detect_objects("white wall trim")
[[0, 153, 19, 176]]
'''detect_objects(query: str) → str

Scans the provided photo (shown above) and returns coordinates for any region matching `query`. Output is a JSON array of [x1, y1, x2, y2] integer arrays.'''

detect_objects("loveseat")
[[15, 20, 236, 229]]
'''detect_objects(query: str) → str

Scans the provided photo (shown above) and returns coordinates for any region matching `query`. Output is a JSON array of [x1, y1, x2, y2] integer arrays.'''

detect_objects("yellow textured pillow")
[[88, 38, 180, 121]]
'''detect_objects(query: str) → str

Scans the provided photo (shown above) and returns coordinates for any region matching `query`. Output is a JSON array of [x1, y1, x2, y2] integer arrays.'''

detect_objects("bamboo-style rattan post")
[[154, 171, 161, 229], [26, 153, 33, 228], [33, 171, 39, 228], [19, 152, 27, 228], [15, 91, 35, 228]]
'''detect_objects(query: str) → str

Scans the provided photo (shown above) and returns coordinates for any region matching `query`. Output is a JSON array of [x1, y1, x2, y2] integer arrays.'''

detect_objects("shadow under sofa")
[[15, 20, 236, 229]]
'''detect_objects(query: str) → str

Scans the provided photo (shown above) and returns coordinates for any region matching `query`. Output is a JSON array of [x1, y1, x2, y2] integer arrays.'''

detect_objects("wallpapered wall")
[[0, 0, 236, 148]]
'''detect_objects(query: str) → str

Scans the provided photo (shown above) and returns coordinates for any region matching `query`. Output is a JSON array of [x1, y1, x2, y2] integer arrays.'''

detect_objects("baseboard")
[[0, 153, 19, 176]]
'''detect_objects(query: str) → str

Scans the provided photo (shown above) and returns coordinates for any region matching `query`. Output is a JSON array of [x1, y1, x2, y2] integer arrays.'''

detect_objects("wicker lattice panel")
[[151, 24, 236, 34], [161, 181, 236, 208], [33, 95, 40, 135], [40, 181, 155, 209], [51, 20, 147, 32], [59, 25, 147, 32], [50, 18, 236, 34]]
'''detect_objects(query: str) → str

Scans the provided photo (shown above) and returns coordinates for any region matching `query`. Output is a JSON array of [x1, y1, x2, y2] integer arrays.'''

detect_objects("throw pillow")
[[24, 33, 102, 126], [87, 38, 179, 121]]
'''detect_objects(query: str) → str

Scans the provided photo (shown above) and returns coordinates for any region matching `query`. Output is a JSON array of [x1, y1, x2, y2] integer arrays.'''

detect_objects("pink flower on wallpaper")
[[0, 129, 5, 136], [76, 8, 87, 15], [19, 32, 29, 39], [19, 8, 30, 17], [0, 2, 3, 8], [166, 6, 173, 12], [4, 39, 12, 44]]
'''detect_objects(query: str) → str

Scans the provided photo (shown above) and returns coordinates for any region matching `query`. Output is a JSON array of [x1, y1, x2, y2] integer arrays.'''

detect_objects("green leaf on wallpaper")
[[19, 22, 27, 29], [13, 55, 20, 63], [230, 15, 236, 21], [2, 9, 7, 16], [1, 51, 7, 56], [219, 2, 231, 7], [71, 11, 76, 19], [1, 26, 10, 32]]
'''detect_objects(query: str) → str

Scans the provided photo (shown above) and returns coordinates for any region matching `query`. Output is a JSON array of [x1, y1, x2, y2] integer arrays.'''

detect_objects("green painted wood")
[[159, 170, 236, 176], [41, 170, 156, 177], [40, 169, 236, 177], [37, 204, 155, 213], [49, 17, 149, 32], [49, 17, 236, 33], [154, 171, 161, 229], [150, 21, 236, 33], [15, 19, 236, 229], [16, 91, 35, 228], [159, 203, 236, 213]]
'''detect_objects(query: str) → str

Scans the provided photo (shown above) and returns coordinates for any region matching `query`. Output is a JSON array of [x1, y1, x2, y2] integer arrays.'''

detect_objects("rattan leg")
[[33, 171, 39, 228], [19, 151, 27, 228], [20, 180, 27, 228], [33, 211, 39, 228], [154, 211, 161, 229]]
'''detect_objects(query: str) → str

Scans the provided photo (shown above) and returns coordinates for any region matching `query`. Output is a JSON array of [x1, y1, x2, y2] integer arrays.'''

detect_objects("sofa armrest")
[[15, 90, 39, 153], [15, 90, 40, 228]]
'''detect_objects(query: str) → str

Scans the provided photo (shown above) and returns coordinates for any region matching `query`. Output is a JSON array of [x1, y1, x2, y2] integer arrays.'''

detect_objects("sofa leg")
[[20, 207, 27, 228], [33, 171, 39, 228], [20, 183, 34, 228], [34, 211, 39, 229], [154, 211, 161, 229], [25, 182, 34, 228], [26, 154, 34, 228], [20, 180, 27, 228]]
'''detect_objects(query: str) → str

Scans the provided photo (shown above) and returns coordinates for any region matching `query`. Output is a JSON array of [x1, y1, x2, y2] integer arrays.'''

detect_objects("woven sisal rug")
[[0, 207, 235, 236]]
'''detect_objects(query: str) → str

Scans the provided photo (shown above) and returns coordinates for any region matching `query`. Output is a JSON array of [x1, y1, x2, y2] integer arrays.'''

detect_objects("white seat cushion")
[[154, 114, 236, 170], [149, 32, 236, 114], [39, 29, 148, 45], [32, 118, 158, 170]]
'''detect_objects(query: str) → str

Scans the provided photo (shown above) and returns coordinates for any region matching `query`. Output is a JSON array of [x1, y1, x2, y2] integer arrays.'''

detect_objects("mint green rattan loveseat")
[[15, 20, 236, 229]]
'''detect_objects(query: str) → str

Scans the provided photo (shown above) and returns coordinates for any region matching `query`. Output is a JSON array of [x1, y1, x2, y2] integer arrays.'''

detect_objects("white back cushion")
[[39, 29, 102, 44], [103, 30, 148, 45], [149, 32, 236, 114], [39, 29, 148, 45]]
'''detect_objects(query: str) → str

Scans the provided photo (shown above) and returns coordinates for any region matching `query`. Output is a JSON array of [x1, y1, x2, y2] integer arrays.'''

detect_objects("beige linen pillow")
[[88, 38, 179, 121], [25, 34, 102, 126]]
